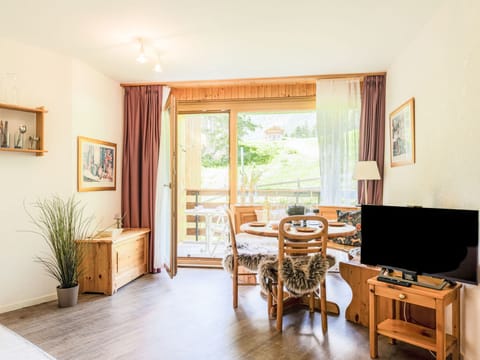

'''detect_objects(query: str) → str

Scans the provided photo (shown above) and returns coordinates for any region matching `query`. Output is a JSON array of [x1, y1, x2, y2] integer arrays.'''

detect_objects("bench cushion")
[[330, 209, 362, 246]]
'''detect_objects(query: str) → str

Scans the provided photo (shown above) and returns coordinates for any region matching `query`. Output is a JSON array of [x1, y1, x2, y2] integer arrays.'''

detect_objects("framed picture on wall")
[[389, 97, 415, 167], [77, 136, 117, 191]]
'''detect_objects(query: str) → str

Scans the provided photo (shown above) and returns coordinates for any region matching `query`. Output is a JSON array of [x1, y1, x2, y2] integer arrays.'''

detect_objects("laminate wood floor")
[[0, 268, 440, 360]]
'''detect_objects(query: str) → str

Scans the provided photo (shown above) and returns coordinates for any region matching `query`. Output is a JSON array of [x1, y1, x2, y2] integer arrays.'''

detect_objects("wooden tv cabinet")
[[340, 261, 436, 328], [77, 228, 150, 295], [368, 277, 461, 360]]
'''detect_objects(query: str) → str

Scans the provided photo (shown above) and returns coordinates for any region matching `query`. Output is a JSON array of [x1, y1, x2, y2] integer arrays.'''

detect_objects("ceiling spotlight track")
[[136, 38, 147, 64], [135, 37, 162, 72]]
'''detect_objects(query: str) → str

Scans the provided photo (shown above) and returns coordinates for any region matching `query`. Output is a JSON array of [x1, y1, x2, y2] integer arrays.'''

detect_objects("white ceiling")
[[0, 0, 444, 84]]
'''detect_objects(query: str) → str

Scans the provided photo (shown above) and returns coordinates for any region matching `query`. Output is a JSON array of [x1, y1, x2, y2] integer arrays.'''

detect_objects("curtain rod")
[[120, 71, 386, 88]]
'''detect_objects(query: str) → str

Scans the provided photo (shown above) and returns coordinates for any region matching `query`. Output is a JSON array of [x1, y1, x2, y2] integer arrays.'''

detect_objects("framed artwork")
[[389, 97, 415, 167], [77, 136, 116, 192]]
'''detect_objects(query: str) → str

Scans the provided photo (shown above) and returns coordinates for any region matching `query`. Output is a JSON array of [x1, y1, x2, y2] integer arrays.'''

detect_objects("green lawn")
[[202, 137, 320, 200]]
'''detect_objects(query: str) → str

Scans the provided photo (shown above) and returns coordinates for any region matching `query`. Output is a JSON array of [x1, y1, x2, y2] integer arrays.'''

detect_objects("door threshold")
[[178, 256, 223, 269]]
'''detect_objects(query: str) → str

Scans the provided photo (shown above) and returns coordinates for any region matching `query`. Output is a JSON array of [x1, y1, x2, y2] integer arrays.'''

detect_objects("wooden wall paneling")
[[172, 83, 317, 102]]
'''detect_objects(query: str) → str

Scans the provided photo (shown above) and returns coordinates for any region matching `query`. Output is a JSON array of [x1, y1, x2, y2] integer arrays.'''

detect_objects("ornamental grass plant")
[[27, 195, 95, 289]]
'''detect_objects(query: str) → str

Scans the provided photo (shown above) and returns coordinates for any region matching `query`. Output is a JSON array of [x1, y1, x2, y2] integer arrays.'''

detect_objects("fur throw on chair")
[[222, 235, 278, 273], [259, 254, 336, 296], [222, 253, 276, 273]]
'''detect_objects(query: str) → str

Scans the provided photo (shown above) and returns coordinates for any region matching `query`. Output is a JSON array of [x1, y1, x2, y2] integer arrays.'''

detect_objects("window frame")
[[177, 97, 316, 204]]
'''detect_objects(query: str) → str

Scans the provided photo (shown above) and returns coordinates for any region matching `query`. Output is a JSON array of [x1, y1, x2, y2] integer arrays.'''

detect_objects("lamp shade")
[[353, 161, 381, 180]]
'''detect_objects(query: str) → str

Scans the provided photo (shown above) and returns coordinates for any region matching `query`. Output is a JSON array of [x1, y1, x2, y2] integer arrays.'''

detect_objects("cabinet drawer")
[[375, 286, 435, 308]]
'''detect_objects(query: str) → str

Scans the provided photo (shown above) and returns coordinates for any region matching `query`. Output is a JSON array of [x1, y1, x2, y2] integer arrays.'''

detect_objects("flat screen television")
[[360, 204, 479, 288]]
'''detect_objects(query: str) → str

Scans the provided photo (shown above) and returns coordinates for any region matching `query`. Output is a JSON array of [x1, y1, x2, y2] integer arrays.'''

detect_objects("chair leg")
[[276, 279, 284, 331], [320, 279, 328, 333], [308, 291, 315, 313], [233, 264, 238, 309], [267, 280, 273, 319]]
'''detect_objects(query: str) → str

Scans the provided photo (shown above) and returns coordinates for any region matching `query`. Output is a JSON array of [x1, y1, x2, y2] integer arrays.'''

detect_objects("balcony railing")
[[184, 186, 321, 243]]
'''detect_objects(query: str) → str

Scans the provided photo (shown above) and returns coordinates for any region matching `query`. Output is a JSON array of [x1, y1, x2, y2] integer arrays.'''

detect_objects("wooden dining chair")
[[264, 215, 331, 332], [223, 208, 276, 309]]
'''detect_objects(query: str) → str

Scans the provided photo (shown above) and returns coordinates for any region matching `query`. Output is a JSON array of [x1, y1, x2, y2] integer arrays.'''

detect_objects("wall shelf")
[[0, 147, 48, 154], [0, 102, 47, 156], [0, 102, 47, 114]]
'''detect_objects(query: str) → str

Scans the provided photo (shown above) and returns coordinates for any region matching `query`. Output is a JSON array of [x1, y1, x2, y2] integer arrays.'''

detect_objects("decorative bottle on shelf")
[[1, 132, 9, 148], [0, 120, 9, 148], [15, 125, 27, 149], [29, 136, 40, 150]]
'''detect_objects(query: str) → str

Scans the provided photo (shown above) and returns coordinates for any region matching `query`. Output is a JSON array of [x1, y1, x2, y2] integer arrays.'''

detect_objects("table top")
[[240, 221, 356, 239]]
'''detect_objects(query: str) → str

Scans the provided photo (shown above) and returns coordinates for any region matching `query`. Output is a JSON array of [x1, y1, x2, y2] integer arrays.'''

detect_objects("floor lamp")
[[354, 161, 381, 205]]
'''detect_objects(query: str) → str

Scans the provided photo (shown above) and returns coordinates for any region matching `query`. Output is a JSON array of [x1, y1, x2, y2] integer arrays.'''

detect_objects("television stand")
[[377, 267, 453, 290], [368, 276, 461, 360]]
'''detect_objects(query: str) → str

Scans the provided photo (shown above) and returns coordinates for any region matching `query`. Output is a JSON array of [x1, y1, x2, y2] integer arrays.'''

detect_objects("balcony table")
[[185, 206, 228, 255]]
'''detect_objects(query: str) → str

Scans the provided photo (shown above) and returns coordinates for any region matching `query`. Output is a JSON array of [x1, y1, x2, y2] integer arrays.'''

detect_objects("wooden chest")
[[76, 228, 150, 295]]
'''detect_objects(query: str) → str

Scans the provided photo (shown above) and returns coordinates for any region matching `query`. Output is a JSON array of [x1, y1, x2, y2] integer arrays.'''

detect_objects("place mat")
[[249, 222, 266, 227], [296, 227, 316, 233], [329, 222, 346, 227]]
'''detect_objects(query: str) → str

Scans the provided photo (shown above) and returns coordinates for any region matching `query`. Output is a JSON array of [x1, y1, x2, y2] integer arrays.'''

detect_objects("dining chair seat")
[[223, 232, 277, 276]]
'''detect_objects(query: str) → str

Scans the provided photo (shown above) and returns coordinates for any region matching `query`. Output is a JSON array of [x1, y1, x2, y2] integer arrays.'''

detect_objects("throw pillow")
[[330, 209, 362, 246]]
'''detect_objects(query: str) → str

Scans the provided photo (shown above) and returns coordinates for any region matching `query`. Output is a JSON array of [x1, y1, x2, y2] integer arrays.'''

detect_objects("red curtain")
[[122, 85, 162, 273], [359, 76, 386, 205]]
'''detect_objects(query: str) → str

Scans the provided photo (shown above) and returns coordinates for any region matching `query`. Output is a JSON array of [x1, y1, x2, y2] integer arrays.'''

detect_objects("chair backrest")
[[277, 215, 329, 262], [225, 208, 239, 257], [230, 205, 263, 233]]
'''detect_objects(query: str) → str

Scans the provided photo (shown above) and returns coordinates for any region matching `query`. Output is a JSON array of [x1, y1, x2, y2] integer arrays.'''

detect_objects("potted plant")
[[27, 195, 95, 307]]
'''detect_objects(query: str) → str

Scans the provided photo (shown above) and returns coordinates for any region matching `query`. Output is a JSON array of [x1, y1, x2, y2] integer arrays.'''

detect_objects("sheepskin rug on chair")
[[259, 254, 336, 296]]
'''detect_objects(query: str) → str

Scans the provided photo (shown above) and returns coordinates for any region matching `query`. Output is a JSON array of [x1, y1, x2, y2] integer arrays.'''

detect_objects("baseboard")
[[0, 293, 57, 314], [177, 257, 222, 268]]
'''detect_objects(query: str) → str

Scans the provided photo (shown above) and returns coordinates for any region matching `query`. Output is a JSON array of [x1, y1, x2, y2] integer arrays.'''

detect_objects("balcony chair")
[[259, 215, 334, 333]]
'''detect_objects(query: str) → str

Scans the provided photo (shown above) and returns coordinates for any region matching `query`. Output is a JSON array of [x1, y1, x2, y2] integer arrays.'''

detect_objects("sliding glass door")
[[176, 112, 230, 261], [174, 96, 359, 266]]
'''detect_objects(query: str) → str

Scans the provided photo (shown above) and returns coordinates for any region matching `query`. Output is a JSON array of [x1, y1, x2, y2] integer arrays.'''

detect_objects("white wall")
[[71, 60, 123, 229], [0, 39, 122, 313], [385, 1, 480, 359]]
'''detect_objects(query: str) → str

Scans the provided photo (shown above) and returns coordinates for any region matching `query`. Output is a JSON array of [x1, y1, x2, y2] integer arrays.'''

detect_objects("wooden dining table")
[[240, 220, 357, 239], [239, 220, 358, 316]]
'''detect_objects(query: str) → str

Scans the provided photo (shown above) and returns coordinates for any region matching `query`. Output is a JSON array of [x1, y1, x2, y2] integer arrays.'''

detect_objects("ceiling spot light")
[[154, 63, 162, 72], [136, 38, 148, 63]]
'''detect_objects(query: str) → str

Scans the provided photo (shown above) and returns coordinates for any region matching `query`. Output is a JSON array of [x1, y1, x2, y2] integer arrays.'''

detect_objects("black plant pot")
[[287, 205, 305, 216]]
